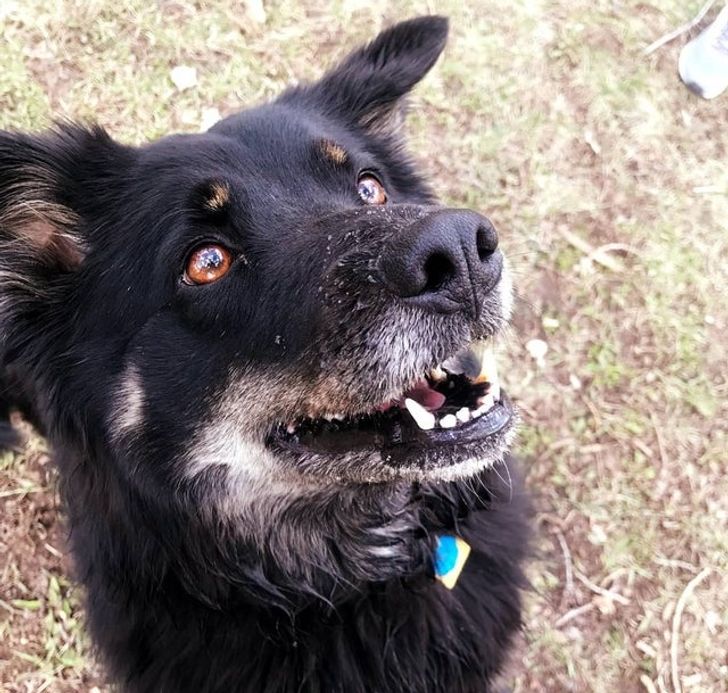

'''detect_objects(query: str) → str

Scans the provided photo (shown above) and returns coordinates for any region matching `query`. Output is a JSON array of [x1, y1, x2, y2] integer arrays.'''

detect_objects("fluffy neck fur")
[[56, 445, 528, 693]]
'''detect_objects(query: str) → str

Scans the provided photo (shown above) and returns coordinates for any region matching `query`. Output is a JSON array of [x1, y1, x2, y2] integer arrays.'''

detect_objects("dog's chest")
[[241, 576, 498, 693]]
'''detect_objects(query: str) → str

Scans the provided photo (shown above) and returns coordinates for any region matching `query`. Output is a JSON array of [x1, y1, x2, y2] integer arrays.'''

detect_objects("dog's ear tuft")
[[0, 124, 131, 324], [0, 124, 126, 273], [0, 190, 84, 273], [285, 16, 449, 136]]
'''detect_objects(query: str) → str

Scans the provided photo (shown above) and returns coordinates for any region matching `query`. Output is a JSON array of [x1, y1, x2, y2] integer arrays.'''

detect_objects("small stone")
[[170, 65, 197, 91], [200, 107, 221, 131], [526, 338, 548, 368], [244, 0, 267, 24], [179, 108, 198, 125]]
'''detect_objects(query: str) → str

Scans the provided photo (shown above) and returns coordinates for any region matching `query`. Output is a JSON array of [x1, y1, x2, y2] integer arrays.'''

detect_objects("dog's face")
[[0, 17, 515, 513]]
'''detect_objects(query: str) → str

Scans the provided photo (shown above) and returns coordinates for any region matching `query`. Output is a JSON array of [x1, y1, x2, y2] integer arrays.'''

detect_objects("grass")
[[1, 0, 727, 691]]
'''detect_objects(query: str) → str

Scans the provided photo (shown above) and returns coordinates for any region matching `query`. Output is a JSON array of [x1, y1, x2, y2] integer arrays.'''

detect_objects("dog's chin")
[[265, 339, 517, 484]]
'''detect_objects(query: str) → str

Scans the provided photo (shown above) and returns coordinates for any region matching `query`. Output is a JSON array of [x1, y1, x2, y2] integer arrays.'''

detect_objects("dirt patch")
[[0, 441, 105, 691]]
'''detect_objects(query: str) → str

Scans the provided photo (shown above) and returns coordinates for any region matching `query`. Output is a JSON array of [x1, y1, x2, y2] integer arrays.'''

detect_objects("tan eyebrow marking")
[[318, 139, 349, 166], [204, 181, 231, 211]]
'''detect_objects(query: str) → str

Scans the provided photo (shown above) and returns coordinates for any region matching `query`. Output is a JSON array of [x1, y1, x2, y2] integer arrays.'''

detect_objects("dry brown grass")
[[1, 1, 726, 691]]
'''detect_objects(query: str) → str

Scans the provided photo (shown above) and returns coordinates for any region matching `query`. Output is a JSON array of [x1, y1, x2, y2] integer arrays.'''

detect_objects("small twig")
[[650, 411, 669, 468], [641, 674, 659, 693], [637, 640, 658, 658], [671, 566, 712, 693], [654, 557, 699, 573], [644, 0, 717, 56], [0, 486, 43, 499], [539, 512, 568, 531], [578, 443, 612, 454], [582, 395, 604, 428], [586, 242, 641, 269], [603, 567, 633, 584], [36, 679, 53, 693], [0, 598, 19, 615], [559, 228, 625, 272], [693, 184, 728, 194], [555, 530, 575, 601], [554, 602, 594, 627], [43, 542, 63, 559], [574, 569, 631, 606], [633, 437, 654, 459]]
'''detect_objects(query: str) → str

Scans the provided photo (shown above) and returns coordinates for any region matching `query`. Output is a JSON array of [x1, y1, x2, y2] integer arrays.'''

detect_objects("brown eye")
[[184, 244, 233, 285], [357, 174, 387, 205]]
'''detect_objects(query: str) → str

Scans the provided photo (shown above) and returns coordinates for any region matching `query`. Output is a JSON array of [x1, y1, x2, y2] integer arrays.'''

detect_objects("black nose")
[[380, 209, 502, 315]]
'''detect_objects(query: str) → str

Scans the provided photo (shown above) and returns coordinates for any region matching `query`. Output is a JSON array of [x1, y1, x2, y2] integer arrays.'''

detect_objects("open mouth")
[[267, 340, 514, 469]]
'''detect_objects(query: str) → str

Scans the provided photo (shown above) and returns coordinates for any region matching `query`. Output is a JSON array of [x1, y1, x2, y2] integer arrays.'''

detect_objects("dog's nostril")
[[476, 224, 498, 262], [423, 253, 456, 292]]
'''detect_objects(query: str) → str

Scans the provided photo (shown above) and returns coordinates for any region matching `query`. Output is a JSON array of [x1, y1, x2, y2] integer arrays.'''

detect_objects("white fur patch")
[[498, 254, 514, 322], [185, 418, 275, 482], [183, 414, 327, 527], [110, 364, 145, 441]]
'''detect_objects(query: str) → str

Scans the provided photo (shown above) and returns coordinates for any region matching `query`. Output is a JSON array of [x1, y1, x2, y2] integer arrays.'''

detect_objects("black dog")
[[0, 16, 529, 692]]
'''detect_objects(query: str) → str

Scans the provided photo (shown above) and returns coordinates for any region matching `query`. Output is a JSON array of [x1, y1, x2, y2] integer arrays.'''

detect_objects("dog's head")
[[0, 17, 515, 514]]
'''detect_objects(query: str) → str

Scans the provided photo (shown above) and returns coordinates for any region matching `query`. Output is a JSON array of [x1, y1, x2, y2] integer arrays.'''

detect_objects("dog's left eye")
[[357, 174, 387, 205], [183, 244, 233, 285]]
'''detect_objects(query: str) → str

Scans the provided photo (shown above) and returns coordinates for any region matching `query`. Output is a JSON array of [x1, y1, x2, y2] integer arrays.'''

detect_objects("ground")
[[0, 1, 726, 691]]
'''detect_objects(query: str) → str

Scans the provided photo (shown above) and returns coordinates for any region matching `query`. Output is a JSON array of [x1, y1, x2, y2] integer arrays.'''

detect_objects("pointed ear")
[[284, 16, 448, 135], [0, 124, 131, 323]]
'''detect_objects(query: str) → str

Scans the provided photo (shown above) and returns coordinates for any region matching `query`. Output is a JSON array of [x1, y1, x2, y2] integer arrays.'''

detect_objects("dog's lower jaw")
[[177, 409, 517, 511], [59, 443, 528, 693]]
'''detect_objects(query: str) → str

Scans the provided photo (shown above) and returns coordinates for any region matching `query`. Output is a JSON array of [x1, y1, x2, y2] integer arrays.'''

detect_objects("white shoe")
[[678, 4, 728, 99]]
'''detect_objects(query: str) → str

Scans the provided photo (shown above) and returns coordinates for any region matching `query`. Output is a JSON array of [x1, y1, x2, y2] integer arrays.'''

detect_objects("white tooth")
[[404, 398, 435, 431], [286, 423, 296, 434], [474, 394, 495, 417], [474, 340, 500, 400], [480, 343, 497, 381], [456, 407, 470, 423], [332, 413, 345, 420], [440, 414, 457, 429], [429, 365, 447, 382]]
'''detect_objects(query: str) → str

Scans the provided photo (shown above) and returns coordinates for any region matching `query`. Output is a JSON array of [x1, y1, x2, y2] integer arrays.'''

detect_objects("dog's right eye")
[[183, 244, 233, 285], [357, 174, 387, 205]]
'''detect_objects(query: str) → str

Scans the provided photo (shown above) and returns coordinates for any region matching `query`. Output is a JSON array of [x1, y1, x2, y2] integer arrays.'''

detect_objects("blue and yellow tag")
[[434, 535, 471, 589]]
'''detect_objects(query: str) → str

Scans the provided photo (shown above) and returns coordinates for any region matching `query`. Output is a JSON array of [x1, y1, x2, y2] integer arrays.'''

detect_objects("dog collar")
[[434, 535, 471, 589]]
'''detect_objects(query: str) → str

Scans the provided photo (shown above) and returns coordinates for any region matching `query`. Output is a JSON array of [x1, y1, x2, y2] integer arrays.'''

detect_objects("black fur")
[[0, 16, 529, 692]]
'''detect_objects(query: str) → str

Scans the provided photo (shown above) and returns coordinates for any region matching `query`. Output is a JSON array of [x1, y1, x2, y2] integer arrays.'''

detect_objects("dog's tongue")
[[400, 380, 446, 411]]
